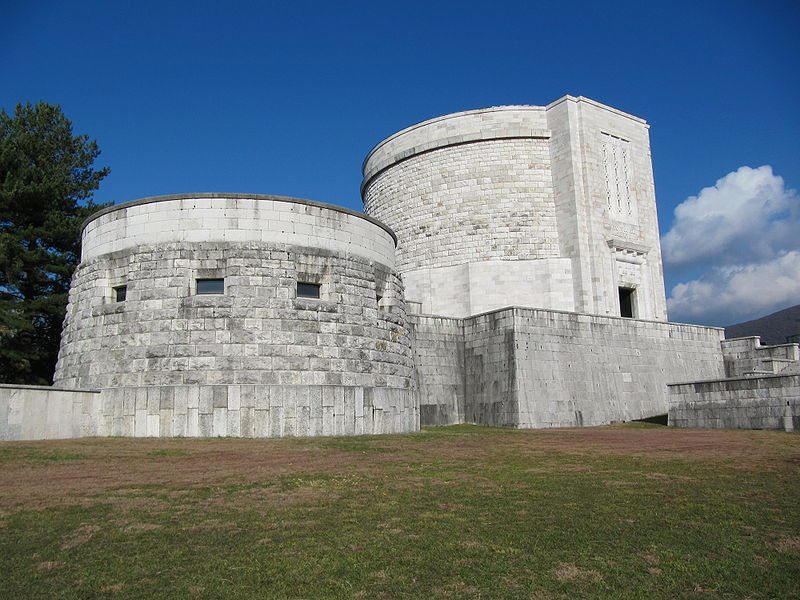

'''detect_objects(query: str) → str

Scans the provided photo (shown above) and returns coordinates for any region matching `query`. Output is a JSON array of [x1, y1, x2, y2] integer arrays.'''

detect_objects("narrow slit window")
[[197, 278, 225, 295], [297, 282, 321, 299], [619, 287, 635, 318], [114, 285, 127, 302]]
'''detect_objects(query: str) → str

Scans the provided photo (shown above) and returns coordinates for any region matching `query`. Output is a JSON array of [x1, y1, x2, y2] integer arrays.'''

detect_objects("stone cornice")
[[81, 193, 397, 245]]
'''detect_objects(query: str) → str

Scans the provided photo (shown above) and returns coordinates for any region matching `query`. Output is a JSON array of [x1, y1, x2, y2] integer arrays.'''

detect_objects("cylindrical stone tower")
[[54, 193, 417, 437], [362, 106, 574, 318], [362, 99, 668, 321]]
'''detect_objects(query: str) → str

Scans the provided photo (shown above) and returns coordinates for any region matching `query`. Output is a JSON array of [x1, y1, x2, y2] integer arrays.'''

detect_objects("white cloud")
[[667, 251, 800, 323], [663, 166, 800, 324], [662, 165, 799, 267]]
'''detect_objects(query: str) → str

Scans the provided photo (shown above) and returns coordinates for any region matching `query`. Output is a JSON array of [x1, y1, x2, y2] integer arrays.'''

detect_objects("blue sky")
[[2, 1, 798, 326]]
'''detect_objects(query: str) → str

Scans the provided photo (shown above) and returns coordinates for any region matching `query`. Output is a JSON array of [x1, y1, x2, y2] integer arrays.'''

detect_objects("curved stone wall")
[[362, 107, 574, 317], [54, 194, 417, 436], [362, 107, 560, 272], [362, 99, 669, 321]]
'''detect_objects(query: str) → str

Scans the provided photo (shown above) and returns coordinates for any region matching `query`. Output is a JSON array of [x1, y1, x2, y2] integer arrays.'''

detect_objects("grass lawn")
[[1, 424, 798, 599]]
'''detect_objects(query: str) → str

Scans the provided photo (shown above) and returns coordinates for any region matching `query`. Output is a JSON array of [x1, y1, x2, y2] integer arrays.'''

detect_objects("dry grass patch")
[[553, 562, 604, 583], [60, 524, 101, 550]]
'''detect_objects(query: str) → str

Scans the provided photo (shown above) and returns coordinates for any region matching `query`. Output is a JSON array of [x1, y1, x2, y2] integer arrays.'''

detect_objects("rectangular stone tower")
[[546, 95, 668, 320]]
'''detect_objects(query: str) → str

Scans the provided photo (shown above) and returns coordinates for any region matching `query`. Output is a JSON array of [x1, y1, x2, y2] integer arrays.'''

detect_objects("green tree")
[[0, 102, 110, 384]]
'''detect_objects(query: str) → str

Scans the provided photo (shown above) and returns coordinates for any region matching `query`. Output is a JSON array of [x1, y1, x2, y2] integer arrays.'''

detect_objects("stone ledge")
[[81, 193, 398, 245], [0, 383, 100, 393], [362, 133, 551, 194], [668, 373, 800, 388]]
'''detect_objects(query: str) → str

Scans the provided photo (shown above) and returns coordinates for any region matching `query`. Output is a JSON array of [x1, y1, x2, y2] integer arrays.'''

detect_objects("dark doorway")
[[619, 287, 635, 318]]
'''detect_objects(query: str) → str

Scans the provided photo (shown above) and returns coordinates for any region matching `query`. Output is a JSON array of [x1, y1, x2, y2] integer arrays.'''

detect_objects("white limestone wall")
[[363, 97, 669, 321], [364, 137, 560, 274], [362, 106, 551, 186], [409, 305, 727, 429], [0, 384, 416, 440], [403, 258, 574, 318], [463, 309, 519, 426], [54, 194, 418, 437], [362, 109, 565, 316], [669, 375, 800, 430], [510, 308, 724, 426], [0, 385, 101, 441], [458, 307, 725, 428], [82, 193, 396, 266], [721, 337, 800, 377], [409, 315, 466, 426], [545, 96, 667, 320], [91, 385, 416, 438]]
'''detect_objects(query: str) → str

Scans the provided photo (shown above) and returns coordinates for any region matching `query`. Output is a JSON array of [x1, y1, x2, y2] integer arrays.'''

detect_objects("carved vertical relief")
[[602, 133, 635, 222]]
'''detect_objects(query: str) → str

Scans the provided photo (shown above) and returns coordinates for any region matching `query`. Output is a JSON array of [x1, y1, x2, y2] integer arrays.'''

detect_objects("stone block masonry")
[[721, 337, 799, 377], [510, 309, 724, 427], [412, 307, 725, 429], [669, 375, 800, 430], [0, 385, 100, 441], [0, 384, 415, 441], [50, 194, 418, 438], [409, 315, 465, 426], [363, 98, 668, 321], [96, 384, 415, 438], [3, 95, 764, 440], [55, 241, 413, 392]]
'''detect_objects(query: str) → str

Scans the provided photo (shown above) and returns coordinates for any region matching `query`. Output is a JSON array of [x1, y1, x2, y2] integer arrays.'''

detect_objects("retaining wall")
[[511, 308, 725, 427], [411, 306, 726, 429], [410, 315, 465, 426], [721, 337, 799, 377], [0, 385, 101, 441], [87, 385, 416, 437], [668, 375, 800, 430]]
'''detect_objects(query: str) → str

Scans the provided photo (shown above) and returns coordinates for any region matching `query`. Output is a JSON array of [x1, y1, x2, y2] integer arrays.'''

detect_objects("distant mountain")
[[725, 304, 800, 345]]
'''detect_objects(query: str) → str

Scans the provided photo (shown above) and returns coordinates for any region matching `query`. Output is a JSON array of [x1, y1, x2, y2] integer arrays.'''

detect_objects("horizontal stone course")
[[55, 241, 414, 393], [668, 374, 800, 430], [0, 384, 416, 440], [364, 138, 560, 274], [82, 195, 396, 266], [363, 98, 668, 322], [412, 306, 725, 429]]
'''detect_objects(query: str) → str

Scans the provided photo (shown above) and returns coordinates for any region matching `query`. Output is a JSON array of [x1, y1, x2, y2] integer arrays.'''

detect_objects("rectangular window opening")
[[297, 282, 321, 299], [619, 287, 635, 318], [114, 285, 127, 302], [197, 278, 225, 295]]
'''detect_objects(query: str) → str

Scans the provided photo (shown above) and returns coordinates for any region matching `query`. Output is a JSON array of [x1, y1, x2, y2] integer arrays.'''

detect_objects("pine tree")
[[0, 102, 110, 384]]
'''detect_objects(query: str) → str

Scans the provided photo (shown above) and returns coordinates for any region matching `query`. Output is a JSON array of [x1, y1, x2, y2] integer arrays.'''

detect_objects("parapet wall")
[[0, 385, 101, 441], [51, 194, 418, 438], [411, 307, 726, 429], [668, 375, 800, 430], [81, 193, 396, 265], [721, 337, 800, 377], [409, 315, 465, 426]]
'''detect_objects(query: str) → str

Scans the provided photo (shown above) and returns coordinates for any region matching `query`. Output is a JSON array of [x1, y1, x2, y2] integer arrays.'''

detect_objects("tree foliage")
[[0, 102, 110, 384]]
